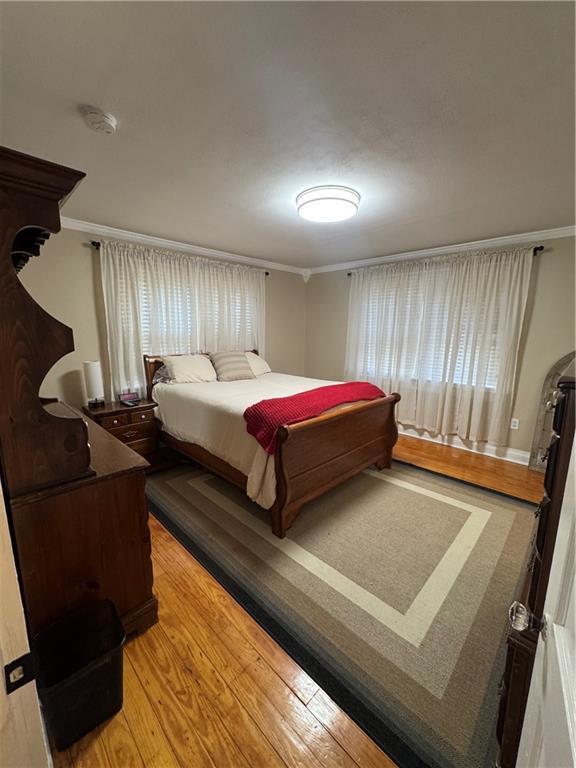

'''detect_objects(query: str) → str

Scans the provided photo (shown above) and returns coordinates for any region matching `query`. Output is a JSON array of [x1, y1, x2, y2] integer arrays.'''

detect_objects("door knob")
[[508, 601, 532, 632]]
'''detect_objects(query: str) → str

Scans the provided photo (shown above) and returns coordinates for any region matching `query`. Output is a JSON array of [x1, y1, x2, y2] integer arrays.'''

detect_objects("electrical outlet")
[[510, 418, 520, 430]]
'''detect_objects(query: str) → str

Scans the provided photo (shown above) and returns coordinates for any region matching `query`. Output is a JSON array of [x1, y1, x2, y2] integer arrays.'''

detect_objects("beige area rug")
[[146, 462, 535, 768]]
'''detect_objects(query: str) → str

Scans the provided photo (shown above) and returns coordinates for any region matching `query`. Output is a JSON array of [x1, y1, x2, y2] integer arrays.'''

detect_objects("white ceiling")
[[1, 2, 574, 268]]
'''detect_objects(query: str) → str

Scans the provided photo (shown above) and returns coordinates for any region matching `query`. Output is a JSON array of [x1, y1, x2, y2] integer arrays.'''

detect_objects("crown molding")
[[61, 218, 575, 279], [60, 217, 306, 276], [308, 225, 576, 275]]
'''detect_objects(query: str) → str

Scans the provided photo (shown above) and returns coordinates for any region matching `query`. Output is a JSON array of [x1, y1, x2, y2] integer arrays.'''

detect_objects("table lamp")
[[83, 361, 105, 408]]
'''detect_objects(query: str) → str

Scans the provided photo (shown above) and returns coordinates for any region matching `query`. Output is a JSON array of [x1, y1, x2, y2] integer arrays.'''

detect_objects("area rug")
[[146, 462, 535, 768]]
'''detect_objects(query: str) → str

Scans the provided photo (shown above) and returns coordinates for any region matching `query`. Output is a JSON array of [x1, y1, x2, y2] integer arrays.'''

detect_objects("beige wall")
[[19, 230, 106, 407], [305, 271, 350, 382], [512, 237, 575, 451], [265, 270, 306, 375], [19, 228, 307, 406], [20, 228, 574, 454], [304, 237, 576, 454]]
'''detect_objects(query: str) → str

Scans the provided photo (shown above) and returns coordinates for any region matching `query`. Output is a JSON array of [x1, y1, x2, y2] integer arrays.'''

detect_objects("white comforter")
[[152, 372, 339, 509]]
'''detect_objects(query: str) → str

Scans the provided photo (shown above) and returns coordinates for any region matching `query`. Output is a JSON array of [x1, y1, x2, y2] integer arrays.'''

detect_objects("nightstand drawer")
[[109, 421, 155, 443], [128, 437, 156, 456], [100, 413, 129, 429], [130, 409, 154, 424]]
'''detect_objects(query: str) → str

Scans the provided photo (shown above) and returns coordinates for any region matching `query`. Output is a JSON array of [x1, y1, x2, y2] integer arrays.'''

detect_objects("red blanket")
[[244, 382, 385, 454]]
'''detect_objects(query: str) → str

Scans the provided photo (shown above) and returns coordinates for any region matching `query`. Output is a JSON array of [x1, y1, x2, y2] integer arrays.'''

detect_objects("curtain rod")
[[346, 244, 544, 276], [90, 240, 269, 275]]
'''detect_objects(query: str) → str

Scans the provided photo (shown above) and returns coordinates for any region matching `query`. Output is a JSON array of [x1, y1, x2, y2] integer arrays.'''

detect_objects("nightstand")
[[83, 400, 158, 459]]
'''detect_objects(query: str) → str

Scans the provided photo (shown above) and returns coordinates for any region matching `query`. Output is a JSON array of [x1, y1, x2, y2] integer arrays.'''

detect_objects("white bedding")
[[152, 372, 339, 509]]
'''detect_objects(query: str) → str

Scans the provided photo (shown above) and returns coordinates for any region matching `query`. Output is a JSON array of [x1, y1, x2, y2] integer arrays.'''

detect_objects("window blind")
[[101, 239, 265, 397], [345, 248, 533, 445]]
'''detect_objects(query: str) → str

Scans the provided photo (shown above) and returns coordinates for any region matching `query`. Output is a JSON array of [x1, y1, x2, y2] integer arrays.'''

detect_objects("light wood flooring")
[[394, 435, 543, 503], [55, 440, 542, 768], [55, 515, 396, 768]]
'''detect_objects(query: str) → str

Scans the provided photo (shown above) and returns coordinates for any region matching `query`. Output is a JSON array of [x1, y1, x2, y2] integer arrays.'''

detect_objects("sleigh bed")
[[144, 354, 400, 537]]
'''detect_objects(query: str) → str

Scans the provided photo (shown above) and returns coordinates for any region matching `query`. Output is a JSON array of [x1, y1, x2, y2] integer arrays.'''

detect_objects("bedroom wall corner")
[[305, 271, 349, 381], [265, 269, 307, 375], [18, 228, 309, 407]]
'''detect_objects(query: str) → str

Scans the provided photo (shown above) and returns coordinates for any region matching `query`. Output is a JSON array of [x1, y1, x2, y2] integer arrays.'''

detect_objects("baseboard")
[[397, 426, 530, 466]]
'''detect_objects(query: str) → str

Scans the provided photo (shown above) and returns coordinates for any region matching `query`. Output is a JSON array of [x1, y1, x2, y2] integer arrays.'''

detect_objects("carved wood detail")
[[0, 146, 93, 496], [11, 226, 52, 272]]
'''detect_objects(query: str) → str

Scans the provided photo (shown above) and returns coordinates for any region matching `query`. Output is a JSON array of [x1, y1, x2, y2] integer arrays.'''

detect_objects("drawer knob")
[[540, 431, 560, 463], [141, 414, 146, 420], [545, 389, 564, 411], [124, 430, 138, 439], [113, 419, 119, 425]]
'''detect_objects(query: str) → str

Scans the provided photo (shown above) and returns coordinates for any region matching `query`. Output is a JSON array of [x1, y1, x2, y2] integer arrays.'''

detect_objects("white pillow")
[[162, 354, 217, 383], [246, 351, 272, 377]]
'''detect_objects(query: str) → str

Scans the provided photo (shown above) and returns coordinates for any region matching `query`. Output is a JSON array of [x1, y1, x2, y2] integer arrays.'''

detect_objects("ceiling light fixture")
[[296, 185, 360, 223]]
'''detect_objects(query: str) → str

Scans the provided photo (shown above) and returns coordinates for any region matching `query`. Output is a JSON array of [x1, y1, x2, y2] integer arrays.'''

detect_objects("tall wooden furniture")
[[497, 377, 574, 767], [0, 149, 93, 496], [11, 405, 157, 635], [0, 146, 157, 636]]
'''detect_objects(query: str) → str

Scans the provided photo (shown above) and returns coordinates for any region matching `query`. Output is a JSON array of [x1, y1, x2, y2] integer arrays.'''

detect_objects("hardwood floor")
[[55, 439, 541, 768], [394, 435, 543, 503], [56, 515, 396, 768]]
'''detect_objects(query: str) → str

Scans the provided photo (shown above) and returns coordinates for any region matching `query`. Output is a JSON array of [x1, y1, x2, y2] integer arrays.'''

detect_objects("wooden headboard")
[[143, 350, 259, 401], [143, 355, 166, 401]]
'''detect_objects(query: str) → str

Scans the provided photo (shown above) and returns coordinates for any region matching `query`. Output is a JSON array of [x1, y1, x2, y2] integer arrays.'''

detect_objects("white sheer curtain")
[[100, 239, 266, 397], [345, 247, 533, 445]]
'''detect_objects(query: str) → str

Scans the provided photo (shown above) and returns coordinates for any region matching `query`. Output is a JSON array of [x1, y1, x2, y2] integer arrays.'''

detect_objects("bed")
[[144, 355, 400, 537]]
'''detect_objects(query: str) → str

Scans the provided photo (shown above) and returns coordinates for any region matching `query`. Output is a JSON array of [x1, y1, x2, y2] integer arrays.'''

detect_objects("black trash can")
[[32, 600, 126, 750]]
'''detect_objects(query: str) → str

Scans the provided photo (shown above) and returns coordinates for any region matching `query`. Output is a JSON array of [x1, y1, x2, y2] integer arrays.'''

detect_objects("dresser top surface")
[[12, 403, 149, 507]]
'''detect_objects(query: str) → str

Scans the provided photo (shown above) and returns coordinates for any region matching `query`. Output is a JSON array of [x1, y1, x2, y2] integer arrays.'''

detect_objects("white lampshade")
[[83, 361, 104, 402]]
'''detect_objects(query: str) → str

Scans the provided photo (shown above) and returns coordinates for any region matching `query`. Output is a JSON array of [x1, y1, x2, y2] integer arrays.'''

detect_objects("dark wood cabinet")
[[497, 377, 574, 768], [0, 147, 93, 497], [0, 146, 157, 639], [10, 406, 158, 636]]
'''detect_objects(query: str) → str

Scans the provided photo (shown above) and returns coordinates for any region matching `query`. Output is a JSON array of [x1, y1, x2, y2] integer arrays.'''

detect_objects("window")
[[345, 248, 533, 445], [101, 239, 265, 396]]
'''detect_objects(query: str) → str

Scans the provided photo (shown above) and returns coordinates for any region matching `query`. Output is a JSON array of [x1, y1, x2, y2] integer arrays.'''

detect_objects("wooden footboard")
[[145, 346, 402, 537], [270, 393, 400, 537], [159, 393, 400, 538]]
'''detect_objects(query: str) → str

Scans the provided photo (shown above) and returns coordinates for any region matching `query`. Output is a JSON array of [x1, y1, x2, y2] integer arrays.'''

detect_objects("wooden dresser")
[[83, 400, 158, 460], [0, 146, 157, 639], [496, 376, 574, 767], [10, 404, 157, 636]]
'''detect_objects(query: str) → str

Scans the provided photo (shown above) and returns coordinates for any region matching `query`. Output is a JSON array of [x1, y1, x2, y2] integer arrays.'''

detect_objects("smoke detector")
[[80, 105, 118, 135]]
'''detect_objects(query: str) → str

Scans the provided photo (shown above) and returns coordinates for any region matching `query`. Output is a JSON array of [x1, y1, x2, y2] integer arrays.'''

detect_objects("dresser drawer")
[[100, 413, 129, 429], [130, 409, 154, 425], [109, 421, 155, 443]]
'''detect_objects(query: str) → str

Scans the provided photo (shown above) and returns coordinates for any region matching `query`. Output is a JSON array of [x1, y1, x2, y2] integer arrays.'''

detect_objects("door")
[[517, 443, 575, 768], [0, 478, 50, 767]]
